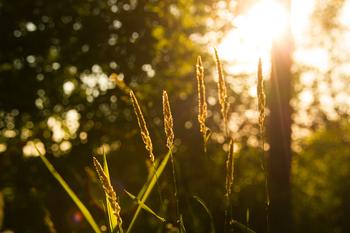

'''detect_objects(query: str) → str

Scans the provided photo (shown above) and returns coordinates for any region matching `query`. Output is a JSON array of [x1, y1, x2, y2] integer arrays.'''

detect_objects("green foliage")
[[293, 120, 350, 233]]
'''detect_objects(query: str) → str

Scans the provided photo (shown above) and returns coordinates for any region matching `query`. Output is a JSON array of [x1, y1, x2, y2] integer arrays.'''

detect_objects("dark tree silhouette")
[[268, 0, 294, 232]]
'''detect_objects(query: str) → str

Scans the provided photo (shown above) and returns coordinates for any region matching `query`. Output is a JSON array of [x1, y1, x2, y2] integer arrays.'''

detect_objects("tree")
[[268, 0, 293, 232]]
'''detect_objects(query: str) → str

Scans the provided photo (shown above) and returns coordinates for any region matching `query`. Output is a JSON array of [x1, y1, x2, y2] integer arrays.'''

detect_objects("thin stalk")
[[224, 202, 228, 233], [153, 162, 164, 206], [259, 130, 270, 233], [169, 149, 181, 232]]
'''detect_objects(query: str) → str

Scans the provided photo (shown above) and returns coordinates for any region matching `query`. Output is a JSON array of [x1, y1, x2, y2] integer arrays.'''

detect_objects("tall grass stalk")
[[129, 90, 163, 206], [214, 48, 233, 232], [224, 139, 235, 233], [162, 90, 181, 231]]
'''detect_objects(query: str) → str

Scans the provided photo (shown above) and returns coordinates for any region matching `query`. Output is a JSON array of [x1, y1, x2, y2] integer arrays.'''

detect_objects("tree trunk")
[[268, 0, 293, 232]]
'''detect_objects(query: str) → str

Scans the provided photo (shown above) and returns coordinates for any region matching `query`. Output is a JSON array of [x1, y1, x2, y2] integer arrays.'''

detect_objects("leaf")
[[37, 149, 101, 233], [192, 196, 215, 233], [124, 189, 166, 222], [126, 149, 171, 233]]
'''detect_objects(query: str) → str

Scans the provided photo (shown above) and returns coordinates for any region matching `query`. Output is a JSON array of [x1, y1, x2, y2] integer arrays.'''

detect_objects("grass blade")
[[193, 196, 215, 233], [126, 149, 171, 233], [179, 215, 187, 233], [136, 158, 161, 200], [124, 189, 166, 222], [231, 219, 256, 233], [37, 152, 101, 233]]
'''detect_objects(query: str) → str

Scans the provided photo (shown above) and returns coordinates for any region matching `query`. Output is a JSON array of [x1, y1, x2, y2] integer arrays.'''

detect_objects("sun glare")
[[246, 0, 289, 41], [217, 0, 297, 76]]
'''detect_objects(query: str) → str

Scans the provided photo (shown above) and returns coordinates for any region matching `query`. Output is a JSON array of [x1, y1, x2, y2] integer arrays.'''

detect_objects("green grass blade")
[[179, 215, 187, 233], [38, 153, 101, 233], [136, 158, 161, 200], [124, 189, 166, 222], [231, 219, 256, 233], [193, 196, 215, 233], [102, 153, 120, 233], [126, 149, 171, 233]]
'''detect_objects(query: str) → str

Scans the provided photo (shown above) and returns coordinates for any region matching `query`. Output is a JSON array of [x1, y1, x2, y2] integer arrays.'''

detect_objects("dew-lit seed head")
[[93, 157, 122, 224], [129, 90, 155, 162], [162, 90, 174, 150]]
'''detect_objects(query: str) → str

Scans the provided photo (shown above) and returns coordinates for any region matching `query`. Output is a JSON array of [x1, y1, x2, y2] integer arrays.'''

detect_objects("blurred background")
[[1, 0, 350, 232]]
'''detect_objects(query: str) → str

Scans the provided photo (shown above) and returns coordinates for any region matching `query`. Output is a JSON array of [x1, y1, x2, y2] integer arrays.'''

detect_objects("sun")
[[217, 0, 290, 74], [245, 0, 289, 41]]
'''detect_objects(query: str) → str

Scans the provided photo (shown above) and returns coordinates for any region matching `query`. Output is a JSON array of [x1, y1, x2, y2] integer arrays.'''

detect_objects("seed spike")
[[196, 55, 209, 150], [257, 58, 266, 135], [129, 90, 155, 162], [162, 90, 174, 150], [93, 157, 122, 224], [214, 48, 229, 135]]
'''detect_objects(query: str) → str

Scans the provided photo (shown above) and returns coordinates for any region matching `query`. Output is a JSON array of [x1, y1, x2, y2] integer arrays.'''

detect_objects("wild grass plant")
[[37, 49, 267, 233]]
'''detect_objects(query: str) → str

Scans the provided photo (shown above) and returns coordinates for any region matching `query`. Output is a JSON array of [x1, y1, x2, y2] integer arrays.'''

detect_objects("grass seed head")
[[162, 90, 174, 150], [130, 90, 155, 162], [214, 48, 229, 132], [93, 157, 122, 224], [196, 56, 208, 136], [257, 58, 266, 135]]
